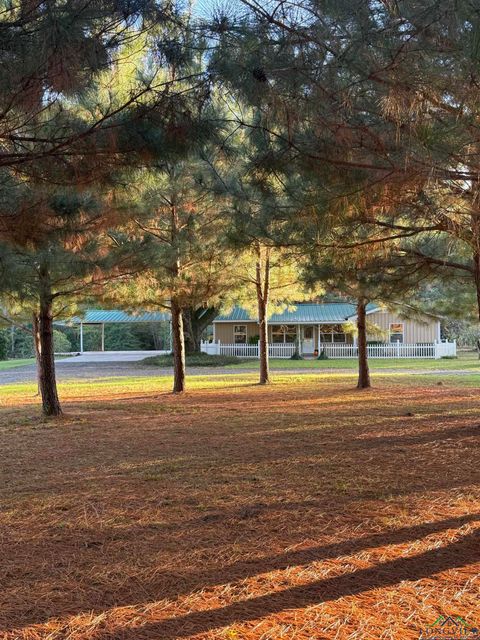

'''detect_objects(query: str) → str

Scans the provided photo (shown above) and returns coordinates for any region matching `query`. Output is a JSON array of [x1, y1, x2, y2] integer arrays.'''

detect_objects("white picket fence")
[[202, 341, 297, 358], [201, 340, 457, 359], [320, 342, 456, 359]]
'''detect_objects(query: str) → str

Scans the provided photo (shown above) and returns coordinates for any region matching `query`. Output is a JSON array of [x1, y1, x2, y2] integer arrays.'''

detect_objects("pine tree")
[[115, 148, 236, 393], [305, 226, 427, 389], [209, 1, 467, 391], [0, 1, 164, 171], [0, 3, 215, 410], [214, 0, 480, 383], [0, 184, 138, 415], [232, 244, 312, 384]]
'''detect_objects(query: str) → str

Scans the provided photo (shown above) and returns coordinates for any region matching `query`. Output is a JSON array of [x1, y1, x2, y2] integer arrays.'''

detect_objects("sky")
[[192, 0, 244, 19]]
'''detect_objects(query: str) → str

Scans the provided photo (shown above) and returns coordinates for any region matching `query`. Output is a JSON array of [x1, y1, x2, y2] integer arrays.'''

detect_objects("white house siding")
[[366, 310, 438, 343]]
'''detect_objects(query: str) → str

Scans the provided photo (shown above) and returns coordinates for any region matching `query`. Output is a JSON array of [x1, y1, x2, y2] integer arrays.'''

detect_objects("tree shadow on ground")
[[2, 383, 480, 635], [2, 513, 478, 633], [99, 528, 480, 639]]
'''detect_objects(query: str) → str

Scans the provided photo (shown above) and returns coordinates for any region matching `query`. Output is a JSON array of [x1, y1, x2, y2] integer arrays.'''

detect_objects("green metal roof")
[[66, 309, 170, 324], [215, 303, 379, 324]]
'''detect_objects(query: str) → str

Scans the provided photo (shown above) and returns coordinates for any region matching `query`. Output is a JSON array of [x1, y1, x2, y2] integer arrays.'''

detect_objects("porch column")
[[79, 322, 84, 353], [101, 323, 105, 352], [317, 324, 321, 352]]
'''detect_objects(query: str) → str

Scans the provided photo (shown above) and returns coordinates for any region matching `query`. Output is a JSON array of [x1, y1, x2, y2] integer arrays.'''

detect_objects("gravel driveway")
[[0, 356, 261, 386]]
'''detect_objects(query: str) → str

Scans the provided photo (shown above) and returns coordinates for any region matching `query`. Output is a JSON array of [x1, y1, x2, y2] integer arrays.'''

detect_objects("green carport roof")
[[65, 309, 170, 324], [215, 303, 379, 324]]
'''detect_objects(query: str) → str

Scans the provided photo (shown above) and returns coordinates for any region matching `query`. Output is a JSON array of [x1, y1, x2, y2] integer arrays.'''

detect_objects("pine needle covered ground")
[[1, 374, 479, 639]]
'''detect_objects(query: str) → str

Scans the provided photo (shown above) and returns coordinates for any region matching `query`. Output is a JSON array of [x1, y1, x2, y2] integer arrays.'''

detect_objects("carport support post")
[[101, 323, 105, 352], [80, 322, 84, 353]]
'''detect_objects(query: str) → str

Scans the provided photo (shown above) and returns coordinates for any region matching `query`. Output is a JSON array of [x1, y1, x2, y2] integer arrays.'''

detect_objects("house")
[[211, 302, 444, 357]]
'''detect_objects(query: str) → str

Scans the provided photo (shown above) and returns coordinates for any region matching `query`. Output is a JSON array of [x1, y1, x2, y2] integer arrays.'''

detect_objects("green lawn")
[[2, 368, 479, 409], [228, 351, 480, 370], [0, 358, 35, 370]]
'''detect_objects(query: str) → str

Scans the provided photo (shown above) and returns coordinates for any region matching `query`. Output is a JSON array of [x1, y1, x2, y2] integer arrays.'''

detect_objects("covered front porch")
[[213, 322, 353, 357], [267, 323, 352, 355], [207, 322, 354, 358]]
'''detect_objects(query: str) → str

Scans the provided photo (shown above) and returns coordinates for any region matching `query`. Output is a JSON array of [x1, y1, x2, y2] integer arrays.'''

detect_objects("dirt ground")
[[1, 377, 479, 639]]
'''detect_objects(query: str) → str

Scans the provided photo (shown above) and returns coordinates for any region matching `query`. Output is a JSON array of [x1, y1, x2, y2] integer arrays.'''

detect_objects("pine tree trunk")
[[256, 247, 270, 385], [171, 300, 186, 393], [471, 207, 480, 356], [356, 296, 371, 389], [474, 250, 480, 324], [32, 313, 41, 396], [471, 214, 480, 356], [258, 297, 270, 384], [36, 294, 62, 416]]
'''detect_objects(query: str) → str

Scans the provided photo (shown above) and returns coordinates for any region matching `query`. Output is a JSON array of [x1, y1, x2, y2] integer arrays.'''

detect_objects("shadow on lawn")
[[3, 513, 479, 634], [349, 422, 480, 449], [97, 527, 480, 639], [2, 384, 480, 636], [152, 512, 480, 597]]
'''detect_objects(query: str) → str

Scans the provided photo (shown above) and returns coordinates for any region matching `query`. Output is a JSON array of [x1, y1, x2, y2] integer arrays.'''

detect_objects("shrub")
[[12, 329, 35, 358], [290, 351, 304, 360], [104, 325, 144, 351], [141, 352, 246, 367], [54, 329, 72, 353], [0, 329, 9, 360], [317, 349, 329, 360], [10, 327, 72, 357]]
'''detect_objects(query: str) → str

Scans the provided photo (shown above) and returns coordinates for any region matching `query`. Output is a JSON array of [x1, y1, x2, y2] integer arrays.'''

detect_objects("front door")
[[302, 326, 315, 354]]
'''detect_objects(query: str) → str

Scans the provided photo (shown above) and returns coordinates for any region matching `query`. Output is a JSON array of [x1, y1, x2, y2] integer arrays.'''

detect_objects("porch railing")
[[201, 340, 456, 359], [201, 341, 297, 358], [320, 343, 447, 359]]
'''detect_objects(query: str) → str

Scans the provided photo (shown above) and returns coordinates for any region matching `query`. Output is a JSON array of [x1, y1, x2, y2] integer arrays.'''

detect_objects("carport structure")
[[65, 309, 171, 353]]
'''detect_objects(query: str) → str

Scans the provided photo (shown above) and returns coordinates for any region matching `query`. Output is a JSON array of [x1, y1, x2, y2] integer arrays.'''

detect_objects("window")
[[390, 323, 404, 343], [234, 325, 247, 344], [321, 325, 346, 343], [272, 325, 297, 343], [285, 325, 297, 343]]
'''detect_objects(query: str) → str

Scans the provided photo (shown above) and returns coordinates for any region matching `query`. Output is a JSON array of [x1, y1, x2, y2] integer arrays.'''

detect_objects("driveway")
[[58, 350, 169, 363], [0, 352, 171, 385]]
